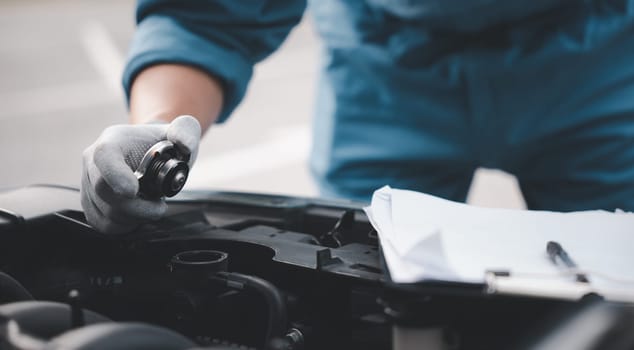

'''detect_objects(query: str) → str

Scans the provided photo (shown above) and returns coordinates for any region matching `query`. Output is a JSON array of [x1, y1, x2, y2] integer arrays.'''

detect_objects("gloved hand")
[[81, 115, 201, 234]]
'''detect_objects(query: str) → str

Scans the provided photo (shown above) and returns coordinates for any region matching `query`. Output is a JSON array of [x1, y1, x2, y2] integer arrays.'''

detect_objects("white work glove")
[[81, 115, 201, 234]]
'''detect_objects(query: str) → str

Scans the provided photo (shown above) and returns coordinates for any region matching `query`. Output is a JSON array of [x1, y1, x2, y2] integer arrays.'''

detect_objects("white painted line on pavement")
[[78, 20, 125, 97], [0, 20, 125, 119], [184, 124, 312, 188]]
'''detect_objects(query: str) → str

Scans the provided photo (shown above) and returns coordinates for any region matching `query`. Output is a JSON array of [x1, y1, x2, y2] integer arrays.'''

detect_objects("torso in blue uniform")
[[126, 0, 634, 210]]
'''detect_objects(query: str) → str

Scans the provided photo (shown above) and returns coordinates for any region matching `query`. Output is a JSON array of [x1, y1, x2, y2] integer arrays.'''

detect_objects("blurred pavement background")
[[0, 0, 525, 208]]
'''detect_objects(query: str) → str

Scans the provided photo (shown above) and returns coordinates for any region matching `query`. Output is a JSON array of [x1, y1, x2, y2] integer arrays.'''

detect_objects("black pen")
[[546, 241, 590, 283]]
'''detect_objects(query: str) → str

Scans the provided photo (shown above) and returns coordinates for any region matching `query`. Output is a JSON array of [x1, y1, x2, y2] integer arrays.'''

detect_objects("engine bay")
[[0, 185, 631, 350]]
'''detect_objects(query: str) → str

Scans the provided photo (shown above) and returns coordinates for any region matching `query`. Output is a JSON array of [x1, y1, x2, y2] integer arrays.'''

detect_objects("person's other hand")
[[81, 115, 201, 234]]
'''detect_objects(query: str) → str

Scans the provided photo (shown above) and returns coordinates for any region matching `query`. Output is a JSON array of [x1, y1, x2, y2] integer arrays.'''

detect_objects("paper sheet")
[[364, 186, 634, 301]]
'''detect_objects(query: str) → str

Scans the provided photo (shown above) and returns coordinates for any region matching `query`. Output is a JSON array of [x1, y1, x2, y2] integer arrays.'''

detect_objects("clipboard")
[[366, 186, 634, 305]]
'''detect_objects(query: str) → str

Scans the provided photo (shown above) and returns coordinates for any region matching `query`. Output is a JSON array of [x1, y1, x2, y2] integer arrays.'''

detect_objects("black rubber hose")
[[45, 322, 197, 350], [0, 301, 110, 339], [213, 272, 288, 344], [0, 271, 33, 303]]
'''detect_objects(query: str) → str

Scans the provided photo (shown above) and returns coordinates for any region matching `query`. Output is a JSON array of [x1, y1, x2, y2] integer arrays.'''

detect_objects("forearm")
[[129, 64, 224, 132]]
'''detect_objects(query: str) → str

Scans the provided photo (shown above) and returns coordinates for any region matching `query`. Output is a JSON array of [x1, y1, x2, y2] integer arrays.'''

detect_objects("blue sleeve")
[[123, 0, 307, 122]]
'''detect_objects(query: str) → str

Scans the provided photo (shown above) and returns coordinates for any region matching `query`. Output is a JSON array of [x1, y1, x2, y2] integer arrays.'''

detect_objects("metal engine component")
[[134, 140, 190, 199]]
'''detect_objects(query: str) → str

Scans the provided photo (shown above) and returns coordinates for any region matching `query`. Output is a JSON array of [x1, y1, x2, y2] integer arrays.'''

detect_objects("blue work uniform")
[[124, 0, 634, 211]]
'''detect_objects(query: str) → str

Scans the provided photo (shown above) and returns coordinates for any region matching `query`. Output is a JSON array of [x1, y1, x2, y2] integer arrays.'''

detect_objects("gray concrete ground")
[[0, 0, 525, 208]]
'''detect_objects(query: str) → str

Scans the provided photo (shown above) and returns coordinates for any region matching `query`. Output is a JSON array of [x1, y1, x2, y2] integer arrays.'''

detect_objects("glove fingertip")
[[110, 174, 139, 198], [167, 115, 201, 154], [133, 198, 168, 222], [80, 191, 128, 234], [150, 201, 168, 221]]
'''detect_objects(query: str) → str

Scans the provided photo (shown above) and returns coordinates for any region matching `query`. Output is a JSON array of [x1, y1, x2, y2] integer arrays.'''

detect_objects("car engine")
[[0, 185, 632, 350]]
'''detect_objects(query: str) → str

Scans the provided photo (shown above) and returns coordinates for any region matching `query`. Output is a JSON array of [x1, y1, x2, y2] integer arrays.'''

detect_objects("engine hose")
[[212, 272, 287, 344], [46, 322, 197, 350], [0, 301, 110, 340], [0, 271, 33, 304]]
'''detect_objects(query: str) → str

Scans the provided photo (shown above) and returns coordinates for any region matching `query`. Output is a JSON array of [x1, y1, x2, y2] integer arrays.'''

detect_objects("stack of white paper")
[[364, 186, 634, 301]]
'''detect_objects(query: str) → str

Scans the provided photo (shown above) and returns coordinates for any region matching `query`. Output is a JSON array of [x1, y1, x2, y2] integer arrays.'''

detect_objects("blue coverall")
[[124, 0, 634, 210]]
